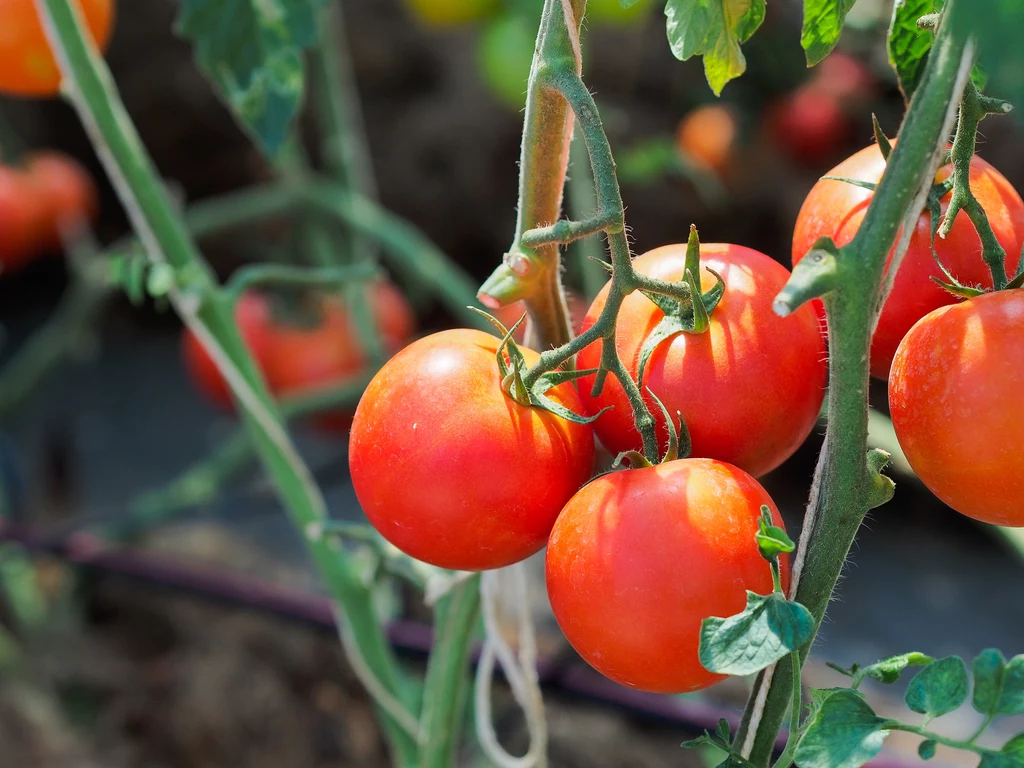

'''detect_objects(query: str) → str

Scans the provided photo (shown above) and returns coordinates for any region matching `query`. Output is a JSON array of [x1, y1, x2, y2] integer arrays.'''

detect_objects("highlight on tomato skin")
[[348, 328, 596, 572], [888, 290, 1024, 528], [0, 0, 116, 97], [545, 457, 790, 694], [577, 242, 827, 478], [793, 143, 1024, 379]]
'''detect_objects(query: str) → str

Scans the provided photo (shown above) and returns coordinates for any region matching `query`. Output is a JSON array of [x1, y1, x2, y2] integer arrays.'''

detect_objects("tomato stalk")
[[734, 5, 972, 764], [32, 0, 422, 762]]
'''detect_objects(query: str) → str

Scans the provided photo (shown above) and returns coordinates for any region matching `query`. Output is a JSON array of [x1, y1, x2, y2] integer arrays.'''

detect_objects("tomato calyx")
[[636, 225, 725, 384], [469, 307, 609, 425], [612, 390, 690, 469]]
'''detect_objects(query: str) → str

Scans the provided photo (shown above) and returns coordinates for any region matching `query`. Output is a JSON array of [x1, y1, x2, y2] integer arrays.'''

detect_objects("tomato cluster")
[[182, 281, 415, 433], [0, 152, 99, 273]]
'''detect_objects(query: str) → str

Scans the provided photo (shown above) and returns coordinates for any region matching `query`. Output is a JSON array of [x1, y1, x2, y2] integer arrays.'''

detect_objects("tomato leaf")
[[974, 650, 1024, 716], [801, 0, 858, 67], [176, 0, 328, 157], [979, 734, 1024, 768], [953, 0, 1024, 110], [851, 652, 935, 687], [887, 0, 936, 103], [794, 689, 892, 768], [664, 0, 767, 95], [699, 592, 814, 676], [905, 656, 969, 720]]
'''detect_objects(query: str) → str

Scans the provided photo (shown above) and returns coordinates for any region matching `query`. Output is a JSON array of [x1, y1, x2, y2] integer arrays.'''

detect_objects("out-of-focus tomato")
[[767, 85, 849, 167], [0, 166, 49, 273], [676, 103, 738, 175], [24, 151, 98, 249]]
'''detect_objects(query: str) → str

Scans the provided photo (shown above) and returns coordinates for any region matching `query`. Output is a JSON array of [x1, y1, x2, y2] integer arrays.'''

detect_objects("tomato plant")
[[889, 290, 1024, 527], [403, 0, 498, 27], [676, 103, 738, 176], [793, 143, 1024, 378], [577, 243, 827, 478], [546, 457, 789, 693], [349, 328, 595, 571], [0, 0, 115, 97], [24, 151, 99, 249]]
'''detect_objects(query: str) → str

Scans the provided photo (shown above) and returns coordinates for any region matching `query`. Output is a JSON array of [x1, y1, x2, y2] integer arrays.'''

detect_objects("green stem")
[[33, 2, 419, 763], [966, 712, 995, 745], [888, 722, 992, 756], [225, 261, 378, 300], [735, 7, 970, 765], [416, 577, 482, 768]]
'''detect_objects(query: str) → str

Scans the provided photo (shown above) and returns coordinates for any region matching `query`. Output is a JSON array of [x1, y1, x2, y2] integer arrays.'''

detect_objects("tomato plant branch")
[[939, 77, 1013, 290], [33, 1, 420, 762], [224, 261, 379, 301], [736, 6, 972, 764]]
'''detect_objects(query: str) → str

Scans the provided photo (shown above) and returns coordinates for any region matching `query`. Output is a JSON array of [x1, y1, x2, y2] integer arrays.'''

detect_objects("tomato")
[[577, 244, 826, 478], [403, 0, 498, 26], [812, 51, 874, 103], [181, 291, 277, 410], [349, 328, 595, 570], [477, 14, 536, 110], [676, 103, 738, 176], [889, 290, 1024, 527], [0, 166, 49, 273], [793, 144, 1024, 379], [0, 0, 115, 97], [585, 0, 651, 25], [767, 85, 848, 167], [546, 457, 789, 693], [264, 281, 416, 433], [24, 151, 98, 249]]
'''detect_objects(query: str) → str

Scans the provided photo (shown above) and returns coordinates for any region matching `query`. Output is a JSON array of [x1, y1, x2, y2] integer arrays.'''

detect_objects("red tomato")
[[793, 144, 1024, 379], [24, 151, 98, 249], [264, 281, 416, 433], [767, 85, 848, 167], [577, 244, 827, 478], [180, 291, 277, 409], [546, 457, 789, 693], [349, 328, 595, 570], [812, 51, 875, 103], [0, 0, 115, 97], [676, 103, 738, 175], [889, 290, 1024, 527], [0, 166, 50, 273]]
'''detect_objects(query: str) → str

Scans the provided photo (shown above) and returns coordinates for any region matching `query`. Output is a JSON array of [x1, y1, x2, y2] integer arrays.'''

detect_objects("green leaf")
[[998, 656, 1024, 715], [975, 650, 1024, 717], [980, 734, 1024, 768], [699, 592, 814, 676], [664, 0, 767, 95], [854, 652, 934, 686], [176, 0, 329, 157], [954, 0, 1024, 111], [795, 689, 891, 768], [887, 0, 935, 103], [905, 656, 969, 719], [756, 507, 795, 559], [801, 0, 858, 67]]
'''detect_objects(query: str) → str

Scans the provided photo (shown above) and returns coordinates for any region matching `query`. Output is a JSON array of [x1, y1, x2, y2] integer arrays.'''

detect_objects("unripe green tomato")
[[586, 0, 651, 26], [403, 0, 499, 27], [477, 15, 536, 110]]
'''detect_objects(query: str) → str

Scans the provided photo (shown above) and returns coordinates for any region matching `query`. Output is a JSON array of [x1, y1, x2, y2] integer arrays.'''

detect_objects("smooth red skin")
[[546, 458, 790, 694], [577, 244, 827, 478], [24, 151, 98, 249], [889, 291, 1024, 527], [0, 0, 115, 97], [0, 166, 48, 271], [793, 144, 1024, 379], [181, 292, 277, 409], [768, 86, 848, 166], [349, 329, 595, 571]]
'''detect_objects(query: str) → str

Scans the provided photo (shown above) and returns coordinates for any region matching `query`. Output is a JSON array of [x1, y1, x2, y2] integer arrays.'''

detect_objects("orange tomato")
[[676, 104, 738, 175]]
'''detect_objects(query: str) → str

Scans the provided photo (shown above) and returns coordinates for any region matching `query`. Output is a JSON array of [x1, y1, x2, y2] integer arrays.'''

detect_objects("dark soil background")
[[2, 1, 1024, 766]]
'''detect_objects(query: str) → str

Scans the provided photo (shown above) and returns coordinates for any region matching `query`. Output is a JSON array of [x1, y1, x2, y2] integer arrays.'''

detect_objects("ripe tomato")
[[349, 328, 595, 570], [577, 244, 826, 478], [793, 144, 1024, 379], [546, 457, 789, 693], [477, 14, 535, 110], [676, 103, 738, 176], [813, 51, 875, 103], [0, 166, 50, 273], [767, 85, 848, 167], [889, 290, 1024, 527], [181, 291, 277, 410], [586, 0, 651, 25], [24, 151, 98, 249], [264, 281, 416, 433], [0, 0, 115, 97], [403, 0, 498, 26]]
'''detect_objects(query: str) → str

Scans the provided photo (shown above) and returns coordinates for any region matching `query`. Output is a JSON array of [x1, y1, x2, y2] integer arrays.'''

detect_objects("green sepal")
[[699, 591, 814, 677], [872, 116, 893, 160], [646, 388, 691, 463], [820, 175, 879, 193], [1006, 258, 1024, 290], [612, 450, 653, 469], [865, 449, 896, 510]]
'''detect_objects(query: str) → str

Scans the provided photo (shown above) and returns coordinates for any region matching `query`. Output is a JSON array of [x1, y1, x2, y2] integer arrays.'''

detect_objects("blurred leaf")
[[176, 0, 328, 157], [801, 0, 858, 66], [854, 652, 935, 686], [954, 0, 1024, 110], [795, 689, 891, 768], [980, 734, 1024, 768], [665, 0, 766, 95], [905, 656, 969, 719], [887, 0, 937, 102], [699, 591, 814, 676], [974, 649, 1024, 716]]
